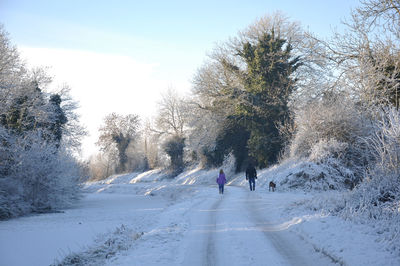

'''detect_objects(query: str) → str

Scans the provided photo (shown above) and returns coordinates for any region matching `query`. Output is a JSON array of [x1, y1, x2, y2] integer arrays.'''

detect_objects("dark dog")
[[269, 181, 276, 192]]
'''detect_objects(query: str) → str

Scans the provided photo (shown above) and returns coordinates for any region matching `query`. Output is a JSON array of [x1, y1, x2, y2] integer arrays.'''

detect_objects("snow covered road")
[[181, 186, 333, 266]]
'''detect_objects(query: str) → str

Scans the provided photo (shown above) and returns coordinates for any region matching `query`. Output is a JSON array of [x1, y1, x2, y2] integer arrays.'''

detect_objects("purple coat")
[[216, 173, 226, 185]]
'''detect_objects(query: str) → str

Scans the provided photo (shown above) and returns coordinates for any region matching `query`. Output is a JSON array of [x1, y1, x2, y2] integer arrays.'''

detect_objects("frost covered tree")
[[345, 0, 400, 193], [156, 88, 187, 137], [316, 1, 400, 252], [0, 25, 85, 219], [153, 88, 190, 173], [189, 58, 240, 168], [308, 0, 400, 109], [87, 151, 118, 181], [97, 113, 140, 173], [190, 13, 314, 170], [285, 0, 400, 190]]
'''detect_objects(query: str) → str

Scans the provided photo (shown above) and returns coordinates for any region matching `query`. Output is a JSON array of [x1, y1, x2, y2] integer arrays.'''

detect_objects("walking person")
[[216, 169, 227, 194], [245, 163, 257, 191]]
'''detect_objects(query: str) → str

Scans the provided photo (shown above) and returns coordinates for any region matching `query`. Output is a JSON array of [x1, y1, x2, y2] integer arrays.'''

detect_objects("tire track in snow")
[[245, 192, 308, 265], [245, 190, 334, 266], [183, 185, 333, 266], [181, 187, 223, 266], [205, 197, 221, 266]]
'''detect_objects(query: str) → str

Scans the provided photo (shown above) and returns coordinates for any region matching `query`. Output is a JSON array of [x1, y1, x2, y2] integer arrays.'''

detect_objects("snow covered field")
[[0, 168, 399, 266]]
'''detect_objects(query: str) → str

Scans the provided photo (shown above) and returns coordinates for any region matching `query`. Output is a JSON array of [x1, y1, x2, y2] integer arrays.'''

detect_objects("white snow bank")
[[242, 158, 354, 191], [280, 191, 400, 265], [52, 225, 143, 266]]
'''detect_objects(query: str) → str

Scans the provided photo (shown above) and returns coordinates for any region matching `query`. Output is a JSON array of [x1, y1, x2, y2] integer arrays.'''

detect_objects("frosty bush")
[[309, 139, 348, 163], [304, 108, 400, 254], [221, 152, 236, 177], [0, 126, 13, 177], [19, 133, 80, 208], [369, 107, 400, 175], [291, 93, 368, 158], [345, 108, 400, 251], [347, 107, 400, 213], [289, 93, 373, 187], [0, 128, 81, 219], [275, 159, 354, 191], [163, 135, 185, 176]]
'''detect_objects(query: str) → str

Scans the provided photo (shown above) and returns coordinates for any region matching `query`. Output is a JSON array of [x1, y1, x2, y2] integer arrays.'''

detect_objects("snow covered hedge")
[[290, 107, 400, 255], [342, 107, 400, 254], [277, 94, 400, 253], [0, 128, 81, 219], [289, 93, 373, 188]]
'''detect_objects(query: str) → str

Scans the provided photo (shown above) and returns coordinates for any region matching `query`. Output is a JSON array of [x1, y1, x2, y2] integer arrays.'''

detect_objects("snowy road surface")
[[181, 186, 333, 266], [0, 170, 398, 265]]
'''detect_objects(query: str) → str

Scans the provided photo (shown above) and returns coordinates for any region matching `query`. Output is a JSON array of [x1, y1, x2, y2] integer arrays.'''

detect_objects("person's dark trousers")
[[248, 178, 255, 191], [219, 184, 224, 194]]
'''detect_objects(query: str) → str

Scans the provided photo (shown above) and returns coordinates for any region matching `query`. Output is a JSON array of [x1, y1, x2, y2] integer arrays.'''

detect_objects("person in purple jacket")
[[216, 169, 227, 194]]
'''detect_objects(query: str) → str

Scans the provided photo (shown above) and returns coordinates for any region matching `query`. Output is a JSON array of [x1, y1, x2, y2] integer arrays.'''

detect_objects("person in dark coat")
[[245, 163, 257, 191]]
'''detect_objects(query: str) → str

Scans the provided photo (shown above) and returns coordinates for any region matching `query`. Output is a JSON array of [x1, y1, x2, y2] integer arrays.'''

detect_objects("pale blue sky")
[[1, 0, 360, 65], [0, 0, 361, 157]]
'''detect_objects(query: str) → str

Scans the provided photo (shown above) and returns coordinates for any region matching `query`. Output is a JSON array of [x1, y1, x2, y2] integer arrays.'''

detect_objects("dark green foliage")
[[0, 88, 67, 148], [112, 133, 131, 173], [1, 95, 35, 133], [199, 119, 249, 172], [163, 135, 185, 173], [200, 146, 218, 168], [97, 113, 140, 174], [47, 94, 68, 147], [214, 119, 250, 172], [224, 30, 301, 167]]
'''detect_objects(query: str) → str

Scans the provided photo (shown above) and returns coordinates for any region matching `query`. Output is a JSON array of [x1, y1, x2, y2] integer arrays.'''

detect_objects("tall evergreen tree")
[[47, 94, 68, 147], [226, 30, 301, 167]]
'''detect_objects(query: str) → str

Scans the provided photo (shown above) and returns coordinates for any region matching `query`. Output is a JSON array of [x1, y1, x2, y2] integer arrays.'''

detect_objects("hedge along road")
[[181, 185, 334, 266]]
